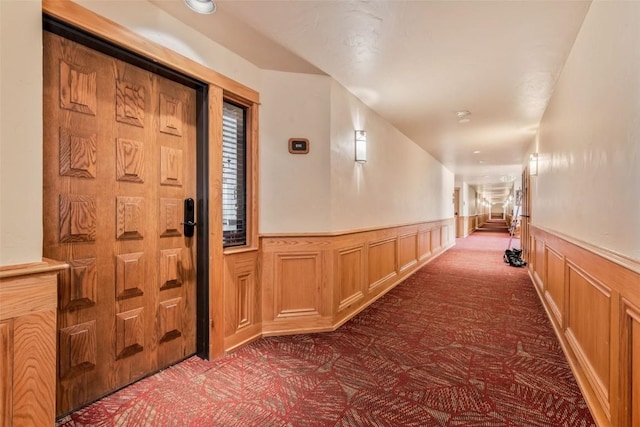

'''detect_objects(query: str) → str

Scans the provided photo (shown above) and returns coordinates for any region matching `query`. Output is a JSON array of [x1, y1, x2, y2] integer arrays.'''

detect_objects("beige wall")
[[0, 0, 454, 266], [259, 71, 332, 233], [532, 1, 640, 261], [0, 0, 43, 266], [329, 80, 454, 232]]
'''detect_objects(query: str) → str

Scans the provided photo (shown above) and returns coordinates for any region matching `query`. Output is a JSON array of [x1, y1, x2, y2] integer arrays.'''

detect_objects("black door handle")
[[182, 198, 196, 237]]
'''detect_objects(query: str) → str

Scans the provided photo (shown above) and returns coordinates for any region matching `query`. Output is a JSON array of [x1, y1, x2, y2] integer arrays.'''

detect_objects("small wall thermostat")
[[288, 138, 309, 154]]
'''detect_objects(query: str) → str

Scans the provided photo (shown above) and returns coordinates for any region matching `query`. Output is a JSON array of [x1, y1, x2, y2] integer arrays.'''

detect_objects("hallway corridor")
[[57, 231, 593, 427]]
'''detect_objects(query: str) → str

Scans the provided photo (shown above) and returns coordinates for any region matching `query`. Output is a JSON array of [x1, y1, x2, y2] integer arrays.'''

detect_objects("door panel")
[[43, 32, 197, 416]]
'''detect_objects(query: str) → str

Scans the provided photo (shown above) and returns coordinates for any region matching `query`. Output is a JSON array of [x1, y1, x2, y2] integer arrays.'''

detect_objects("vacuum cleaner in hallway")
[[505, 190, 527, 267]]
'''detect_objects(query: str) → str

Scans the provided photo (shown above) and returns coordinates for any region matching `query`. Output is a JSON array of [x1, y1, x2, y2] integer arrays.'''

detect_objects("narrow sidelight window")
[[222, 101, 247, 247]]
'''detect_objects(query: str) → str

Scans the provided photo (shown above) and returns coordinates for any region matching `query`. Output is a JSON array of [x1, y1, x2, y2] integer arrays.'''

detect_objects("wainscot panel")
[[626, 304, 640, 427], [398, 233, 418, 273], [456, 215, 477, 238], [368, 238, 397, 291], [418, 230, 432, 261], [258, 219, 454, 339], [565, 262, 611, 417], [335, 245, 365, 313], [0, 260, 66, 427], [544, 246, 565, 326], [529, 225, 640, 427], [223, 251, 261, 352]]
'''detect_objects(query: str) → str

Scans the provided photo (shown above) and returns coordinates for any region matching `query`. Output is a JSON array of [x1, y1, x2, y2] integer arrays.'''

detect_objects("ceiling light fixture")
[[184, 0, 216, 14], [456, 110, 471, 123], [473, 150, 481, 154]]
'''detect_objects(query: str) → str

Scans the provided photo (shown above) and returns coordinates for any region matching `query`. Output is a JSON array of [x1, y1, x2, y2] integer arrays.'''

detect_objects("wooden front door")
[[43, 32, 197, 416]]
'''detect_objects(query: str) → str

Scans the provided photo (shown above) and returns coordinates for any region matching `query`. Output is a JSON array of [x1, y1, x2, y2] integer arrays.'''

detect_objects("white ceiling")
[[151, 0, 591, 203]]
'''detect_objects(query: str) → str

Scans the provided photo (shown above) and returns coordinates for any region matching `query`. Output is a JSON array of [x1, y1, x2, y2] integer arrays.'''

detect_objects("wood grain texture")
[[115, 308, 144, 359], [223, 252, 259, 338], [0, 262, 63, 427], [544, 246, 565, 326], [44, 32, 198, 415], [257, 219, 455, 345], [619, 302, 640, 427], [418, 230, 432, 260], [116, 138, 144, 182], [632, 314, 640, 427], [431, 227, 442, 252], [565, 264, 611, 415], [59, 321, 97, 378], [0, 272, 58, 321], [115, 79, 145, 127], [368, 238, 397, 291], [59, 194, 96, 243], [160, 146, 183, 186], [59, 59, 96, 115], [159, 93, 183, 136], [221, 251, 261, 352], [60, 258, 97, 310], [208, 86, 226, 359], [12, 310, 57, 427], [336, 245, 365, 313], [529, 225, 640, 427], [116, 252, 144, 299], [159, 298, 182, 343], [398, 233, 418, 272], [42, 0, 263, 404], [275, 252, 323, 318], [534, 236, 545, 290], [60, 128, 97, 178], [159, 198, 182, 238], [0, 321, 11, 427]]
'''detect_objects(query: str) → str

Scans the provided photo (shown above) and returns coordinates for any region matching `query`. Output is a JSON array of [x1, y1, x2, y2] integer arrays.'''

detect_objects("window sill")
[[223, 245, 259, 256]]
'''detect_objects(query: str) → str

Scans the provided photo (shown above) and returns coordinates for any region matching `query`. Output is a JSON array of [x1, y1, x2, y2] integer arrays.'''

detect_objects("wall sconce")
[[355, 130, 367, 163], [529, 153, 539, 176]]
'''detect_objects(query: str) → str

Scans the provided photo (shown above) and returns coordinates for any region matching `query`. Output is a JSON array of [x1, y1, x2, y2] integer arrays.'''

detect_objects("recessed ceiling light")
[[473, 150, 481, 154], [185, 0, 216, 14]]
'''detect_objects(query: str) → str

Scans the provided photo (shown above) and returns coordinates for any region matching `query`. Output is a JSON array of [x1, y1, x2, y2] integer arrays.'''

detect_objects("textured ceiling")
[[151, 0, 591, 202]]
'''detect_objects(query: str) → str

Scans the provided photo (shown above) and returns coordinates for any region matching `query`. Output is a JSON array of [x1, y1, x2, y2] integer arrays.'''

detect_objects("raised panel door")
[[43, 32, 197, 416]]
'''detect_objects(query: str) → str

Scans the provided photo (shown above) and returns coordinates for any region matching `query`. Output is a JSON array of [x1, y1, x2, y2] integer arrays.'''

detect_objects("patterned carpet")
[[57, 231, 594, 426]]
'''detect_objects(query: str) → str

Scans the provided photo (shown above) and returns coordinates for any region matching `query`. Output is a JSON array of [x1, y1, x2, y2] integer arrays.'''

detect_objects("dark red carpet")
[[57, 231, 594, 426]]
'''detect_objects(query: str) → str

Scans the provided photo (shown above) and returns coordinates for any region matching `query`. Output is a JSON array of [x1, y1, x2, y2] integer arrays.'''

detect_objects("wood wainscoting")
[[456, 216, 478, 238], [223, 250, 262, 352], [257, 219, 455, 338], [0, 260, 66, 426], [529, 225, 640, 427], [478, 213, 489, 228]]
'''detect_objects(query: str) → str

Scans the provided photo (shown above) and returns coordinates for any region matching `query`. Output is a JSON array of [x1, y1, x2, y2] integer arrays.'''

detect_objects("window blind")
[[222, 102, 247, 247]]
